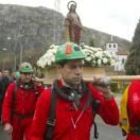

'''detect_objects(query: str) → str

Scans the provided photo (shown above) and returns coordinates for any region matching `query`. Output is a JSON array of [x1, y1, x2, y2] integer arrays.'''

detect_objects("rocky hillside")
[[0, 4, 131, 67]]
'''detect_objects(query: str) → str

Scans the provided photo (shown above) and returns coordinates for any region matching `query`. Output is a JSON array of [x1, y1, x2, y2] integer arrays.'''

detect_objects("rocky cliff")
[[0, 4, 131, 67]]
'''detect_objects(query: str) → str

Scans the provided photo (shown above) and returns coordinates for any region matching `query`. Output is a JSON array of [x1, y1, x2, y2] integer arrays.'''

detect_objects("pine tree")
[[125, 19, 140, 75], [89, 38, 95, 47]]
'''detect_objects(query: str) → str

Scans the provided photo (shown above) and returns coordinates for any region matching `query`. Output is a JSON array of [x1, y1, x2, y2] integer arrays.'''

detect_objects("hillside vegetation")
[[0, 4, 131, 68]]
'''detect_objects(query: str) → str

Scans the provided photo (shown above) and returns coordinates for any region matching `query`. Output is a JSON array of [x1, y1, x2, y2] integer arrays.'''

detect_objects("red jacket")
[[126, 80, 140, 140], [30, 81, 119, 140], [2, 82, 44, 124]]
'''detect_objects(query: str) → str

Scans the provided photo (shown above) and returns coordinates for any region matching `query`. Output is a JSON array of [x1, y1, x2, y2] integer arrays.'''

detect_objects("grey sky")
[[0, 0, 140, 41]]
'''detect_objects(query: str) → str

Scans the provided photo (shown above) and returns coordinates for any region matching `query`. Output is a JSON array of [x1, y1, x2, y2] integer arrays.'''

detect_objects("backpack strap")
[[12, 82, 18, 107], [120, 85, 129, 136], [91, 97, 101, 139], [45, 87, 57, 140], [11, 82, 18, 122], [129, 122, 140, 136], [87, 88, 100, 139], [33, 84, 40, 100]]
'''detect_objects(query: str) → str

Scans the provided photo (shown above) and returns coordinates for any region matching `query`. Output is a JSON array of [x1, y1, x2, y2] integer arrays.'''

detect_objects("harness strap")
[[130, 127, 140, 136], [45, 87, 57, 140], [89, 92, 101, 139], [13, 82, 18, 105], [93, 122, 99, 139], [129, 122, 140, 136]]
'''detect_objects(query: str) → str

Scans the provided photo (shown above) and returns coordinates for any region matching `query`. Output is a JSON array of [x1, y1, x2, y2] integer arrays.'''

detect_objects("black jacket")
[[0, 76, 13, 101]]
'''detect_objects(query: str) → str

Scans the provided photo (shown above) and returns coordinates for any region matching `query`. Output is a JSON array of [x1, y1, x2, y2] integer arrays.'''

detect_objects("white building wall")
[[105, 43, 118, 58], [114, 55, 127, 72], [105, 42, 128, 72]]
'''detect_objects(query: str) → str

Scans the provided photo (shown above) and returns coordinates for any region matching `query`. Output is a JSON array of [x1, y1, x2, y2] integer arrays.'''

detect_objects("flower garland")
[[37, 44, 115, 69]]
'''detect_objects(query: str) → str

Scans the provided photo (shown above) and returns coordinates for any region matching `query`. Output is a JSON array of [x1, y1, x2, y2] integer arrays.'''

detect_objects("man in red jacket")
[[30, 42, 119, 140], [124, 80, 140, 140], [2, 62, 44, 140]]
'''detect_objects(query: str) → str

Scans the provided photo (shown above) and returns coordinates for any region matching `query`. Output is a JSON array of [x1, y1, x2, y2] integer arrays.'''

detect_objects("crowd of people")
[[0, 42, 139, 140]]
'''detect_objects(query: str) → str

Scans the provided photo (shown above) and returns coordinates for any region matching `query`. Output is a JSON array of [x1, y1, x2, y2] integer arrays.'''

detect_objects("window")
[[109, 44, 111, 48], [122, 58, 125, 64]]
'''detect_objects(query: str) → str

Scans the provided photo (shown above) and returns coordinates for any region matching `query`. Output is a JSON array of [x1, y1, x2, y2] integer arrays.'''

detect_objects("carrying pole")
[[84, 75, 140, 82]]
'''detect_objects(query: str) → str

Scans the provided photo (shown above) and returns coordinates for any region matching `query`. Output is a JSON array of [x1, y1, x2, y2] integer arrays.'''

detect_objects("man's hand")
[[4, 123, 13, 135], [93, 76, 110, 86], [93, 76, 113, 99], [32, 77, 44, 86]]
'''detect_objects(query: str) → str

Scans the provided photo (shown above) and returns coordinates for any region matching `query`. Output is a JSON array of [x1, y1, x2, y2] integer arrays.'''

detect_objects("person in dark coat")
[[0, 69, 13, 122]]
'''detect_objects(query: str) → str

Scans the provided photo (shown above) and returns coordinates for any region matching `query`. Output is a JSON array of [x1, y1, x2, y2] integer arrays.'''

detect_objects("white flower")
[[103, 51, 111, 57], [83, 45, 90, 50], [83, 49, 93, 55], [85, 56, 92, 62], [91, 60, 96, 66], [110, 59, 116, 66], [102, 57, 108, 64], [90, 47, 102, 52], [51, 55, 55, 62], [37, 58, 47, 68], [47, 60, 52, 66], [97, 59, 102, 66], [95, 51, 103, 58], [37, 44, 115, 69], [37, 44, 59, 69], [91, 54, 95, 59], [83, 45, 102, 52], [49, 44, 57, 49]]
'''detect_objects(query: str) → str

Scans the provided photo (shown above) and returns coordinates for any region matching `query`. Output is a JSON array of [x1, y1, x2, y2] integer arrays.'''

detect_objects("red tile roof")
[[116, 51, 129, 55]]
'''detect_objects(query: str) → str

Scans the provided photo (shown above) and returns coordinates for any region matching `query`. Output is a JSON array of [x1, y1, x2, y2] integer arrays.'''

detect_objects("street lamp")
[[7, 36, 23, 67]]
